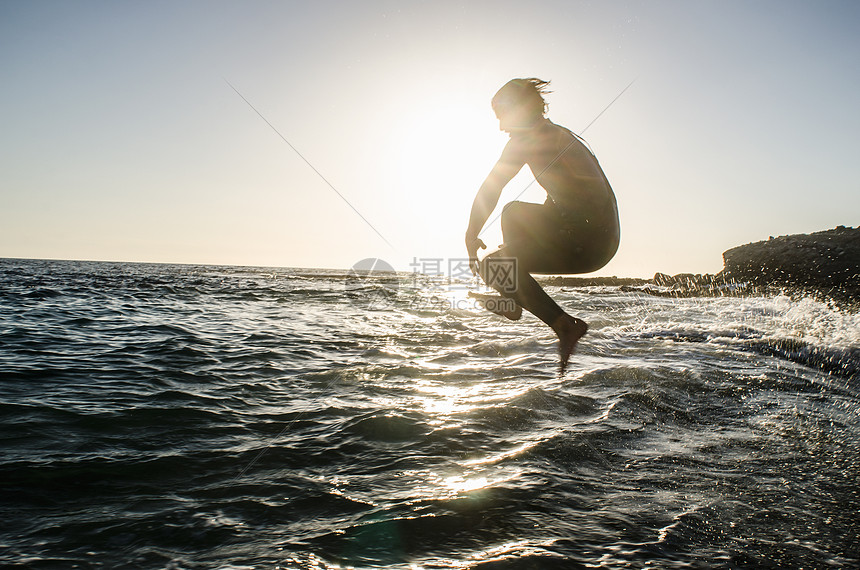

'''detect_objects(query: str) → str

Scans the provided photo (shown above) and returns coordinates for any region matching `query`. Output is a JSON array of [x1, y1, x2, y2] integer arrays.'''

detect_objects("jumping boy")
[[465, 78, 620, 374]]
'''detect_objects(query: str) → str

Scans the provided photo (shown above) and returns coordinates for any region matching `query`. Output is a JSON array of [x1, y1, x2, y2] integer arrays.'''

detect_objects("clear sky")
[[2, 0, 858, 277]]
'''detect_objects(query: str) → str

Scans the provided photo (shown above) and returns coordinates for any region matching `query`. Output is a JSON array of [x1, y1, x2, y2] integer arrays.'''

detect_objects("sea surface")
[[1, 258, 859, 569]]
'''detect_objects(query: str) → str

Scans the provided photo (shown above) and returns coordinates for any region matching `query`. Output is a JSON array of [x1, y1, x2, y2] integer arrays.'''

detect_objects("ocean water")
[[1, 258, 858, 569]]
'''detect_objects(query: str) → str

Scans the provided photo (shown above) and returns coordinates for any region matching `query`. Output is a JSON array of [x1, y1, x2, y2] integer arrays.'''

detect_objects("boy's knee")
[[501, 201, 526, 234], [501, 201, 525, 219]]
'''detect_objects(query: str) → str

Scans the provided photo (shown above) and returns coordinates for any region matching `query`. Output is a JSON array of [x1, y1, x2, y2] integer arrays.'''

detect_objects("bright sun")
[[394, 98, 502, 188], [388, 96, 510, 263]]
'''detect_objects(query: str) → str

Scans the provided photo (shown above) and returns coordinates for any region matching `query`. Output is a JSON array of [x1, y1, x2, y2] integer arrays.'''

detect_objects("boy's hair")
[[492, 78, 551, 118]]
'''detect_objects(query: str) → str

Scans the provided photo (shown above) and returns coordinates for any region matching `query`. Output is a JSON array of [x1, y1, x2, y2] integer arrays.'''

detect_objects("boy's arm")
[[465, 142, 525, 271]]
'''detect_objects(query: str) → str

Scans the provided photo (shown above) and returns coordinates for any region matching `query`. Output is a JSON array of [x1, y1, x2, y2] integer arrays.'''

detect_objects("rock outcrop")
[[719, 226, 859, 299], [641, 226, 859, 304], [538, 226, 858, 305]]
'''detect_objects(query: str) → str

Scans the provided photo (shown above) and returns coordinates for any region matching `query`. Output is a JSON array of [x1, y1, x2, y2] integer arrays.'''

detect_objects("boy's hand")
[[465, 236, 487, 276]]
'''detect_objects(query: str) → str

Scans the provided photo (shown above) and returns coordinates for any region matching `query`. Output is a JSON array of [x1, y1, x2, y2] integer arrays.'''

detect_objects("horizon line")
[[0, 256, 658, 280]]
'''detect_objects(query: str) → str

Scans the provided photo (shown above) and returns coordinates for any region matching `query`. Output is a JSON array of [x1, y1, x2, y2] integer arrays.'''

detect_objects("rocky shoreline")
[[540, 226, 859, 307]]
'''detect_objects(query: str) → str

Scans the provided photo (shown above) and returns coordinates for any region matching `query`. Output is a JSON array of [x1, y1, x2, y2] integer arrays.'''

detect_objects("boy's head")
[[491, 78, 551, 131]]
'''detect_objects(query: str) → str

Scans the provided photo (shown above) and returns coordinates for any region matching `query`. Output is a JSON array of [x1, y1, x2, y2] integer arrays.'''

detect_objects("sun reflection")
[[462, 539, 559, 566], [413, 381, 479, 420], [404, 538, 559, 568], [402, 377, 543, 504], [413, 379, 532, 424], [463, 439, 542, 466], [442, 475, 490, 494], [419, 465, 524, 501]]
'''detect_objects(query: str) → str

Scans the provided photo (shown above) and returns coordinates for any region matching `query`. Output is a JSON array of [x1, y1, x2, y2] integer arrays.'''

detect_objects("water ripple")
[[0, 259, 858, 568]]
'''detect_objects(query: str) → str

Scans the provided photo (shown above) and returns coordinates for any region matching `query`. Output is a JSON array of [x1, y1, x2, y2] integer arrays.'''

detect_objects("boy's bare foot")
[[468, 291, 522, 321], [553, 314, 588, 375]]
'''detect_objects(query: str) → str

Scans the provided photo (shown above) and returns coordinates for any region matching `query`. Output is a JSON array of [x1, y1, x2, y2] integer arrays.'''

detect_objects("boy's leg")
[[496, 201, 589, 372], [478, 249, 586, 373], [479, 250, 563, 326]]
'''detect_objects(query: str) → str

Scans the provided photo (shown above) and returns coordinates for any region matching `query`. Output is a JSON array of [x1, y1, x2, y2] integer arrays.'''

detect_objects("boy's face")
[[494, 103, 537, 133]]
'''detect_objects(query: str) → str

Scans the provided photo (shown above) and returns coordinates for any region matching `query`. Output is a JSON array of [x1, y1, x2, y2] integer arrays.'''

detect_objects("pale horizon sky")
[[2, 0, 858, 277]]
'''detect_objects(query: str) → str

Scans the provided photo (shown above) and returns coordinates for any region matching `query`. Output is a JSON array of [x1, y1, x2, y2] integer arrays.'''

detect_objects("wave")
[[636, 328, 859, 379]]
